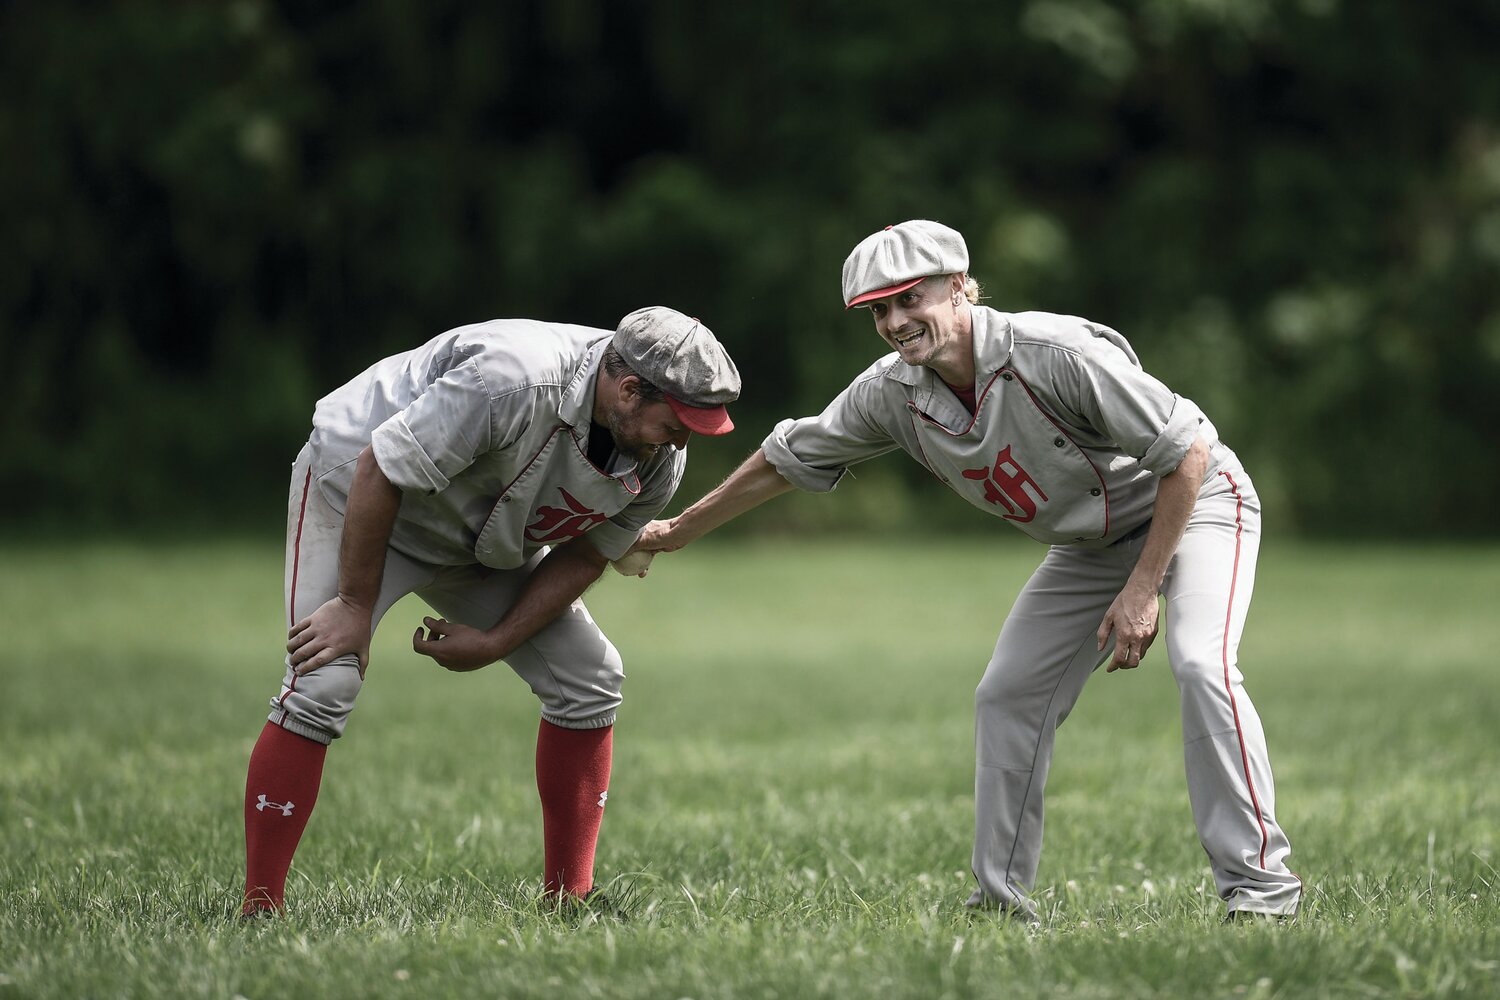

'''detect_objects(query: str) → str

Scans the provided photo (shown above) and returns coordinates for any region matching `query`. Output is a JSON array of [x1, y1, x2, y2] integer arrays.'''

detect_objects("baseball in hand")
[[611, 550, 654, 577]]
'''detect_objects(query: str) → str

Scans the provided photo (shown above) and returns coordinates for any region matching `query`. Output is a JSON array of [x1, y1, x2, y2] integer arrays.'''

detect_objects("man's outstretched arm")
[[633, 448, 794, 553]]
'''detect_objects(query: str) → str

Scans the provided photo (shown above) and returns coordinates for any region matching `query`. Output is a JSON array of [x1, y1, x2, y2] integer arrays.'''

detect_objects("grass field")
[[1, 537, 1497, 999]]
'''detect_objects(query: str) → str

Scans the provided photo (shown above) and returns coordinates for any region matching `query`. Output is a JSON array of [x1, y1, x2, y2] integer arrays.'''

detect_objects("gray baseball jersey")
[[309, 320, 684, 568], [269, 320, 683, 744], [764, 308, 1218, 545], [762, 306, 1300, 918]]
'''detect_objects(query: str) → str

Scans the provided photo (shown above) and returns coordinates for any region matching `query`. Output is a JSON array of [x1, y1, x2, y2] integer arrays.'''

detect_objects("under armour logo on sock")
[[255, 794, 295, 816], [597, 790, 608, 808]]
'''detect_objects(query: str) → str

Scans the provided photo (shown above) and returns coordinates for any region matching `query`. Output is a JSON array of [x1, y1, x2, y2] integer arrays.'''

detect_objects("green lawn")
[[1, 538, 1497, 998]]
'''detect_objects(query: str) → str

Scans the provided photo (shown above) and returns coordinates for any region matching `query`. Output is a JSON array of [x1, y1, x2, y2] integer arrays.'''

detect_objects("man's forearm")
[[338, 446, 403, 609], [1126, 437, 1209, 595], [668, 448, 794, 546], [485, 536, 608, 661]]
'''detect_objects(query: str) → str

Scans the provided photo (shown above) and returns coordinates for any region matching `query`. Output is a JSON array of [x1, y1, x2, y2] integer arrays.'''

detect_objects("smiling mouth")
[[894, 327, 926, 348]]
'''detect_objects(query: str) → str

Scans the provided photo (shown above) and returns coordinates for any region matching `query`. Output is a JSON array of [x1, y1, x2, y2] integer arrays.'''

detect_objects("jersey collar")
[[878, 308, 1015, 431], [557, 336, 612, 431], [557, 335, 675, 480]]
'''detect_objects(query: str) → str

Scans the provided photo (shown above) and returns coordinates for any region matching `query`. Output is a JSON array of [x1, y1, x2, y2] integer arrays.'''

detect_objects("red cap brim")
[[666, 395, 734, 436], [846, 276, 926, 309]]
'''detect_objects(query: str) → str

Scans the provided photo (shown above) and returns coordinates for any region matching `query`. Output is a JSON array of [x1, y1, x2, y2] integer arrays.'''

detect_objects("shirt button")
[[1001, 372, 1014, 381], [1053, 437, 1065, 447], [1090, 488, 1101, 496]]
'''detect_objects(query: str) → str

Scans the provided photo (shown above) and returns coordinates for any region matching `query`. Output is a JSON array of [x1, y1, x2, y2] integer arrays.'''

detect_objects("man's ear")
[[617, 373, 643, 403]]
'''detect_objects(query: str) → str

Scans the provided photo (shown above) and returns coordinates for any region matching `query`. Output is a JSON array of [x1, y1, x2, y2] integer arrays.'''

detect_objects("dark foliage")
[[3, 0, 1497, 534]]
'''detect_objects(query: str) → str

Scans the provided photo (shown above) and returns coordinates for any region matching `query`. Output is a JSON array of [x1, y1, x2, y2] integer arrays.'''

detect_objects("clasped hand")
[[631, 518, 683, 554], [412, 616, 498, 672]]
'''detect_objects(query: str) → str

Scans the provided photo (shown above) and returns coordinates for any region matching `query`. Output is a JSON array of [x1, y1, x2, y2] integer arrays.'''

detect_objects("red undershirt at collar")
[[942, 379, 977, 415]]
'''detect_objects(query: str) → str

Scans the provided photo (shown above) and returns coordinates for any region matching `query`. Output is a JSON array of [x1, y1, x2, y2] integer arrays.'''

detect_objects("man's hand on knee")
[[288, 596, 373, 678]]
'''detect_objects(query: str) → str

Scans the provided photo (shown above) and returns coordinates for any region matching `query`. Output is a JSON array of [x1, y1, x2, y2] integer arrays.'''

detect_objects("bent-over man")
[[242, 307, 740, 915]]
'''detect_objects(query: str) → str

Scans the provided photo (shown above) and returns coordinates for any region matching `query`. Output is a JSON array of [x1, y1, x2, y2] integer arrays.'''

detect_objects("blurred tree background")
[[2, 0, 1497, 536]]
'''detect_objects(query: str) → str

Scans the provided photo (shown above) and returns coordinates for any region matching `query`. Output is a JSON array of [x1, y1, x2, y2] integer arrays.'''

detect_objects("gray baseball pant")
[[268, 444, 624, 745], [970, 460, 1300, 917]]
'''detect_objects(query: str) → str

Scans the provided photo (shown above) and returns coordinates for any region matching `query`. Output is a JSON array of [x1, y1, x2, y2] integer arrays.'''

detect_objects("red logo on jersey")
[[962, 445, 1049, 523], [525, 487, 608, 543]]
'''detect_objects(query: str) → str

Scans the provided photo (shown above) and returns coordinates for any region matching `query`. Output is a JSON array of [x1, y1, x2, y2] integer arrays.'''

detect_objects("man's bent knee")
[[268, 655, 364, 743], [975, 660, 1036, 716], [536, 669, 623, 730]]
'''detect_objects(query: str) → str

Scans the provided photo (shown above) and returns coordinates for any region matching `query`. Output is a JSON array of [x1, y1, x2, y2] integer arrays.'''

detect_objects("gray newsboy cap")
[[841, 220, 970, 308], [613, 306, 741, 435]]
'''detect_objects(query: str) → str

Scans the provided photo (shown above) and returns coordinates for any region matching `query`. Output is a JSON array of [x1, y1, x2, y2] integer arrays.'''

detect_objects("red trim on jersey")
[[907, 368, 1112, 537], [1219, 469, 1270, 869], [1003, 368, 1112, 539], [486, 426, 643, 532], [565, 427, 643, 494], [279, 466, 314, 713], [497, 432, 565, 502], [904, 370, 1003, 478], [911, 370, 1003, 437]]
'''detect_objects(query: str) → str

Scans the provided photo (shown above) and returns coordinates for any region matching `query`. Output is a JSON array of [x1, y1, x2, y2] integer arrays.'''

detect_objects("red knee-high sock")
[[243, 721, 328, 914], [535, 719, 613, 897]]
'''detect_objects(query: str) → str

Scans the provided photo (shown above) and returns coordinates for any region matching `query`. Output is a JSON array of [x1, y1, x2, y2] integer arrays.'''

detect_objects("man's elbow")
[[1168, 436, 1210, 482], [353, 444, 402, 501], [565, 535, 611, 573]]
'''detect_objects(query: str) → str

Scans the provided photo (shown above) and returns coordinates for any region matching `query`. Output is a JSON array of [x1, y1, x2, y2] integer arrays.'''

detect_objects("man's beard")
[[605, 403, 659, 462]]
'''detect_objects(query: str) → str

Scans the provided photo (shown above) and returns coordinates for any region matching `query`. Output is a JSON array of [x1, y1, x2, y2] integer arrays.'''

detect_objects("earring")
[[952, 294, 962, 306]]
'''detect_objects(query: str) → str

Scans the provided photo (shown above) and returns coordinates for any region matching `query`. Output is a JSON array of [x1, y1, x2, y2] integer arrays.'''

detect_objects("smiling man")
[[633, 221, 1300, 923], [241, 307, 739, 916]]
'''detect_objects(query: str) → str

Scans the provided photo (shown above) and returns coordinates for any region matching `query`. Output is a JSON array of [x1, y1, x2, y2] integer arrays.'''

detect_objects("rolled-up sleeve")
[[1138, 396, 1205, 476], [762, 377, 899, 493], [1078, 342, 1206, 477], [370, 360, 494, 494]]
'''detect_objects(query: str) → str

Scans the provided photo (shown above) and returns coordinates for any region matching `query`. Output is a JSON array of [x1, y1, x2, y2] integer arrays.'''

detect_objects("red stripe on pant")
[[278, 466, 314, 716], [1218, 470, 1270, 869]]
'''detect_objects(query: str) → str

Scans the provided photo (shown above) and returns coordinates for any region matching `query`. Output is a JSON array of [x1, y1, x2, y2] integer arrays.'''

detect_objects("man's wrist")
[[483, 625, 512, 665], [1123, 574, 1160, 602], [336, 591, 376, 615], [666, 513, 698, 548], [660, 514, 683, 546]]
